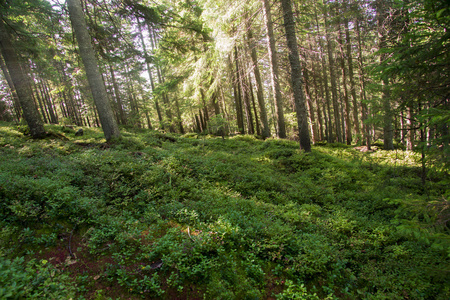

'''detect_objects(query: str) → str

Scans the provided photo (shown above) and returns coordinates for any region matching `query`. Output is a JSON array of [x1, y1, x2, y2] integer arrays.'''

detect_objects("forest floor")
[[0, 122, 449, 299]]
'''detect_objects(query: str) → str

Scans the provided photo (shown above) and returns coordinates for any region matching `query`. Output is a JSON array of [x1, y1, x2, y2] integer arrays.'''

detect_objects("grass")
[[0, 121, 449, 299]]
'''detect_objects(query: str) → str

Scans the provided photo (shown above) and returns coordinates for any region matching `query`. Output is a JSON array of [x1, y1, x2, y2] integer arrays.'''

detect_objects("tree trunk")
[[344, 16, 360, 140], [155, 65, 174, 132], [68, 0, 119, 141], [109, 64, 127, 125], [303, 62, 317, 143], [0, 15, 45, 138], [314, 11, 333, 142], [338, 25, 352, 145], [145, 24, 164, 129], [42, 79, 58, 124], [376, 0, 394, 150], [240, 62, 254, 135], [262, 0, 286, 138], [173, 95, 184, 134], [232, 49, 245, 134], [280, 0, 311, 151], [247, 27, 270, 138], [0, 54, 21, 121], [406, 106, 414, 150], [355, 19, 371, 150], [248, 73, 261, 136], [324, 9, 342, 143]]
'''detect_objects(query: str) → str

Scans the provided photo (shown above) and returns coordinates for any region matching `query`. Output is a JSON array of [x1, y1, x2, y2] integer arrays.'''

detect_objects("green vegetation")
[[0, 122, 448, 299]]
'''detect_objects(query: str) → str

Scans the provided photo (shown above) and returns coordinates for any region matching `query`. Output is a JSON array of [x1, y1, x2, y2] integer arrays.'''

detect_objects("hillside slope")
[[0, 123, 448, 299]]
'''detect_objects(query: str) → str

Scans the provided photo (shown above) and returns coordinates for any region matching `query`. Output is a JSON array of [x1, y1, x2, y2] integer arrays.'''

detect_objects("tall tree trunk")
[[344, 16, 360, 140], [262, 0, 286, 138], [145, 24, 164, 129], [406, 106, 414, 150], [173, 95, 184, 134], [232, 49, 245, 134], [376, 0, 394, 150], [200, 88, 210, 125], [0, 15, 45, 138], [303, 60, 317, 143], [156, 65, 174, 132], [356, 19, 371, 150], [324, 8, 342, 143], [31, 73, 48, 124], [315, 11, 333, 142], [310, 43, 324, 141], [42, 80, 58, 124], [281, 0, 311, 151], [338, 25, 352, 145], [109, 64, 127, 125], [67, 0, 119, 141], [240, 61, 254, 135], [0, 54, 21, 121], [247, 27, 270, 138], [248, 73, 261, 136]]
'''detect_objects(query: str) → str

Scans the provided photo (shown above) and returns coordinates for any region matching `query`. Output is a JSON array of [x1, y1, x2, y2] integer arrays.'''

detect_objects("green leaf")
[[436, 8, 446, 18]]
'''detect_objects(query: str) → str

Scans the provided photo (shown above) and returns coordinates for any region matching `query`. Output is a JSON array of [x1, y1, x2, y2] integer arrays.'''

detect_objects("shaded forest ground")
[[0, 122, 448, 299]]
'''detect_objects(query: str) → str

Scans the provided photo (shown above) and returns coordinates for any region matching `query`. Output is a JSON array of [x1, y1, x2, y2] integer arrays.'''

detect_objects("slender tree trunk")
[[173, 95, 184, 134], [109, 64, 127, 125], [68, 0, 119, 141], [145, 24, 164, 129], [240, 63, 254, 135], [42, 80, 58, 123], [356, 19, 371, 150], [324, 9, 342, 143], [315, 11, 333, 142], [0, 15, 45, 138], [262, 0, 286, 138], [248, 73, 261, 136], [303, 62, 317, 143], [406, 106, 414, 150], [376, 0, 394, 150], [232, 49, 245, 134], [30, 73, 48, 124], [310, 44, 324, 141], [200, 88, 210, 124], [155, 65, 174, 132], [0, 54, 21, 121], [338, 25, 352, 145], [281, 0, 311, 151], [247, 27, 270, 138], [344, 16, 360, 139]]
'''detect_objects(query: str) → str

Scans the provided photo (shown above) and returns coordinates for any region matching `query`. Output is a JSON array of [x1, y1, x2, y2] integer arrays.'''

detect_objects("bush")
[[0, 256, 76, 299]]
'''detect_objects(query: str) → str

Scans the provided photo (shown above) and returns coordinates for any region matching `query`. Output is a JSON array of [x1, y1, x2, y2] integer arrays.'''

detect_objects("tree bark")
[[324, 9, 342, 143], [0, 15, 45, 138], [344, 16, 360, 139], [262, 0, 286, 138], [247, 27, 270, 138], [315, 11, 333, 142], [68, 0, 119, 141], [232, 48, 245, 134], [338, 25, 352, 145], [356, 19, 371, 149], [376, 0, 394, 150], [248, 73, 261, 136], [0, 54, 21, 121], [108, 64, 127, 125], [280, 0, 311, 151]]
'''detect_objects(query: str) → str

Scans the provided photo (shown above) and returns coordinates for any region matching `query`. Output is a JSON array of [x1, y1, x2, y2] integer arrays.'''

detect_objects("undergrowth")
[[0, 122, 448, 299]]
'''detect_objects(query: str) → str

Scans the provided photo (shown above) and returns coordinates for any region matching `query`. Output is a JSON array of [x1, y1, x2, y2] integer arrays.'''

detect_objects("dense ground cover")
[[0, 122, 448, 299]]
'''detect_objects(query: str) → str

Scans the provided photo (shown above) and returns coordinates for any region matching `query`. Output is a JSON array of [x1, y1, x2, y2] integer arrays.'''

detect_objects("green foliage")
[[0, 123, 448, 299], [0, 256, 75, 299]]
